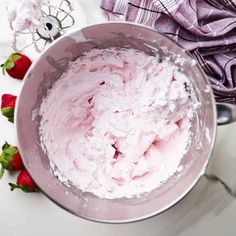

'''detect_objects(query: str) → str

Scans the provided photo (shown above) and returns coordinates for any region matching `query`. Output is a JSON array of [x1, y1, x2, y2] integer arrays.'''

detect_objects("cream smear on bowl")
[[39, 48, 195, 199]]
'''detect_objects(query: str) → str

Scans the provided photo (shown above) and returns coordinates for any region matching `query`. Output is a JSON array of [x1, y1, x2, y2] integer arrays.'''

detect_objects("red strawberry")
[[0, 142, 24, 179], [9, 169, 38, 193], [1, 94, 17, 123], [1, 52, 31, 80]]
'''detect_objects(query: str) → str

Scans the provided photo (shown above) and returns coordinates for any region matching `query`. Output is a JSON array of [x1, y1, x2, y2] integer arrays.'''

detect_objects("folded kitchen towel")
[[101, 0, 236, 103]]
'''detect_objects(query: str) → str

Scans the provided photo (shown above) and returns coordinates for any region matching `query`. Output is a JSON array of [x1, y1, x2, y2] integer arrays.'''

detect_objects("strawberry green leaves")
[[1, 53, 21, 75], [0, 142, 15, 179], [0, 142, 24, 179], [9, 183, 39, 193], [1, 94, 17, 123], [0, 142, 15, 171]]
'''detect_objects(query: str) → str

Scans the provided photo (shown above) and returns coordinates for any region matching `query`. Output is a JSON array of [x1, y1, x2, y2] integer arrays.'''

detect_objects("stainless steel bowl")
[[15, 22, 216, 223]]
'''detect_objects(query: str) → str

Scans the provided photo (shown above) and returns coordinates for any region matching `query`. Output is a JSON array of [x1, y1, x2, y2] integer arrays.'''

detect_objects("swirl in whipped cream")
[[39, 48, 194, 199]]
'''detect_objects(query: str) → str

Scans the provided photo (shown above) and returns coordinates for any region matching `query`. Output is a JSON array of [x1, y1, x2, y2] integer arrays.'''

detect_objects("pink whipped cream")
[[39, 48, 194, 199]]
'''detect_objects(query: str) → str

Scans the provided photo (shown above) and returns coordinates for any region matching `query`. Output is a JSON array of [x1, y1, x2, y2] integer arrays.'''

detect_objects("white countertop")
[[0, 1, 236, 235]]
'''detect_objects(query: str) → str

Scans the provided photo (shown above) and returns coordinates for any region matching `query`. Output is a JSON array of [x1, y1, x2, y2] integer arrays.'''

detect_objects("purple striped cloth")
[[101, 0, 236, 103]]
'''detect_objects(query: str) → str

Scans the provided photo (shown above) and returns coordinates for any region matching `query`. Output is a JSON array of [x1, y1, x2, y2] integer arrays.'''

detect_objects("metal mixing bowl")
[[15, 22, 216, 223]]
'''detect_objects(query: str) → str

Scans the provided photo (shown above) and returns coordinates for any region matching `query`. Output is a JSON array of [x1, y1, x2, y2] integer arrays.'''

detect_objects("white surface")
[[0, 0, 236, 235]]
